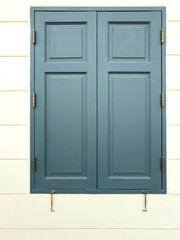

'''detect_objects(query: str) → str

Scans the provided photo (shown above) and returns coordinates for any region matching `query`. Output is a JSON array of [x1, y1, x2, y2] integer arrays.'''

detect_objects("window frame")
[[30, 7, 166, 194]]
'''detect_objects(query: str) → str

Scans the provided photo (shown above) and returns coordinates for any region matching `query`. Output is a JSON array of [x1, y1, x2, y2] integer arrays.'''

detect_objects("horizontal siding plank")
[[167, 91, 180, 124], [167, 160, 180, 194], [167, 22, 180, 54], [167, 0, 180, 21], [167, 56, 180, 90], [0, 0, 28, 21], [0, 195, 180, 228], [0, 229, 180, 240], [3, 0, 180, 21], [0, 58, 30, 90], [28, 0, 166, 6], [167, 126, 180, 159], [0, 126, 29, 159], [0, 160, 29, 194], [0, 23, 29, 56], [0, 1, 170, 21], [0, 92, 29, 124]]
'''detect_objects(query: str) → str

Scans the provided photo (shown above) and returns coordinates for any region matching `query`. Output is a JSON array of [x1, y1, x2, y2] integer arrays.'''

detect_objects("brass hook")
[[142, 190, 147, 212], [50, 190, 55, 212]]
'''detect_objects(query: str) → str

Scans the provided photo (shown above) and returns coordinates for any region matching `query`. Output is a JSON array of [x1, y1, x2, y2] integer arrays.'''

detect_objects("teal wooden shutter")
[[31, 9, 165, 193], [34, 12, 96, 191], [98, 12, 162, 190]]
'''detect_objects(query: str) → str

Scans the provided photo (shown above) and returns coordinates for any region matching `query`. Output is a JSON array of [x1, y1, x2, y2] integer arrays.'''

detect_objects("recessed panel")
[[109, 23, 150, 61], [108, 73, 150, 177], [46, 23, 86, 62], [46, 74, 87, 176]]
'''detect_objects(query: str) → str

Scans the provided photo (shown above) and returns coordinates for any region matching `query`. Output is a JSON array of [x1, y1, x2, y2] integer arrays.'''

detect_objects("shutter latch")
[[50, 190, 55, 212], [142, 190, 147, 212]]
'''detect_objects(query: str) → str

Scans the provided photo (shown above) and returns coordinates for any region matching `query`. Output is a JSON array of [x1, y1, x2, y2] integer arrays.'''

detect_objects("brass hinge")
[[161, 28, 164, 44], [32, 156, 36, 172], [161, 156, 165, 172], [161, 92, 164, 107], [33, 28, 36, 44], [33, 92, 36, 108]]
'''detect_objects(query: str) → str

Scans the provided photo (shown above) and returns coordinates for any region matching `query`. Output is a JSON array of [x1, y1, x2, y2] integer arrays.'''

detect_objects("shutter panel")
[[32, 10, 164, 193], [34, 12, 96, 191], [98, 12, 162, 190]]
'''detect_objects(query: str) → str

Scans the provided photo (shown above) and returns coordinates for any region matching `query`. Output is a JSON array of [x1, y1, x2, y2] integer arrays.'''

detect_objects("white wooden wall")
[[0, 0, 180, 239]]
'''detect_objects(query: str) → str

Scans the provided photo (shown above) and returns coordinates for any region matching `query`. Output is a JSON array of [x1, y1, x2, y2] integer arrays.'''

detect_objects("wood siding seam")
[[0, 56, 29, 57], [168, 124, 180, 126], [168, 20, 180, 22], [167, 89, 180, 91], [0, 194, 29, 196], [0, 159, 29, 160], [0, 21, 29, 23], [0, 124, 29, 126], [0, 228, 180, 231], [168, 54, 180, 56], [0, 90, 30, 92], [168, 159, 180, 160], [1, 193, 180, 196]]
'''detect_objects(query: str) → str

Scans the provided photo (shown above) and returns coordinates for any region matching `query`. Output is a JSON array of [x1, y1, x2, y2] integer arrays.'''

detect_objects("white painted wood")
[[167, 125, 180, 159], [167, 22, 180, 54], [0, 57, 30, 90], [167, 0, 180, 20], [0, 1, 178, 236], [0, 0, 170, 21], [1, 195, 180, 228], [0, 92, 29, 124], [28, 0, 168, 23], [0, 0, 28, 21], [167, 56, 180, 90], [0, 23, 29, 56], [0, 126, 29, 159], [0, 160, 29, 193], [167, 160, 180, 194], [167, 91, 180, 124], [0, 229, 180, 240], [28, 0, 167, 7]]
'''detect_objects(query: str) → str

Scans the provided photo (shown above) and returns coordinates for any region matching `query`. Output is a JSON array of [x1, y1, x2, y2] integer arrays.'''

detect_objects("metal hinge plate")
[[33, 92, 36, 108], [33, 156, 36, 172], [161, 92, 164, 107], [161, 28, 164, 44], [33, 28, 36, 44], [161, 156, 165, 172]]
